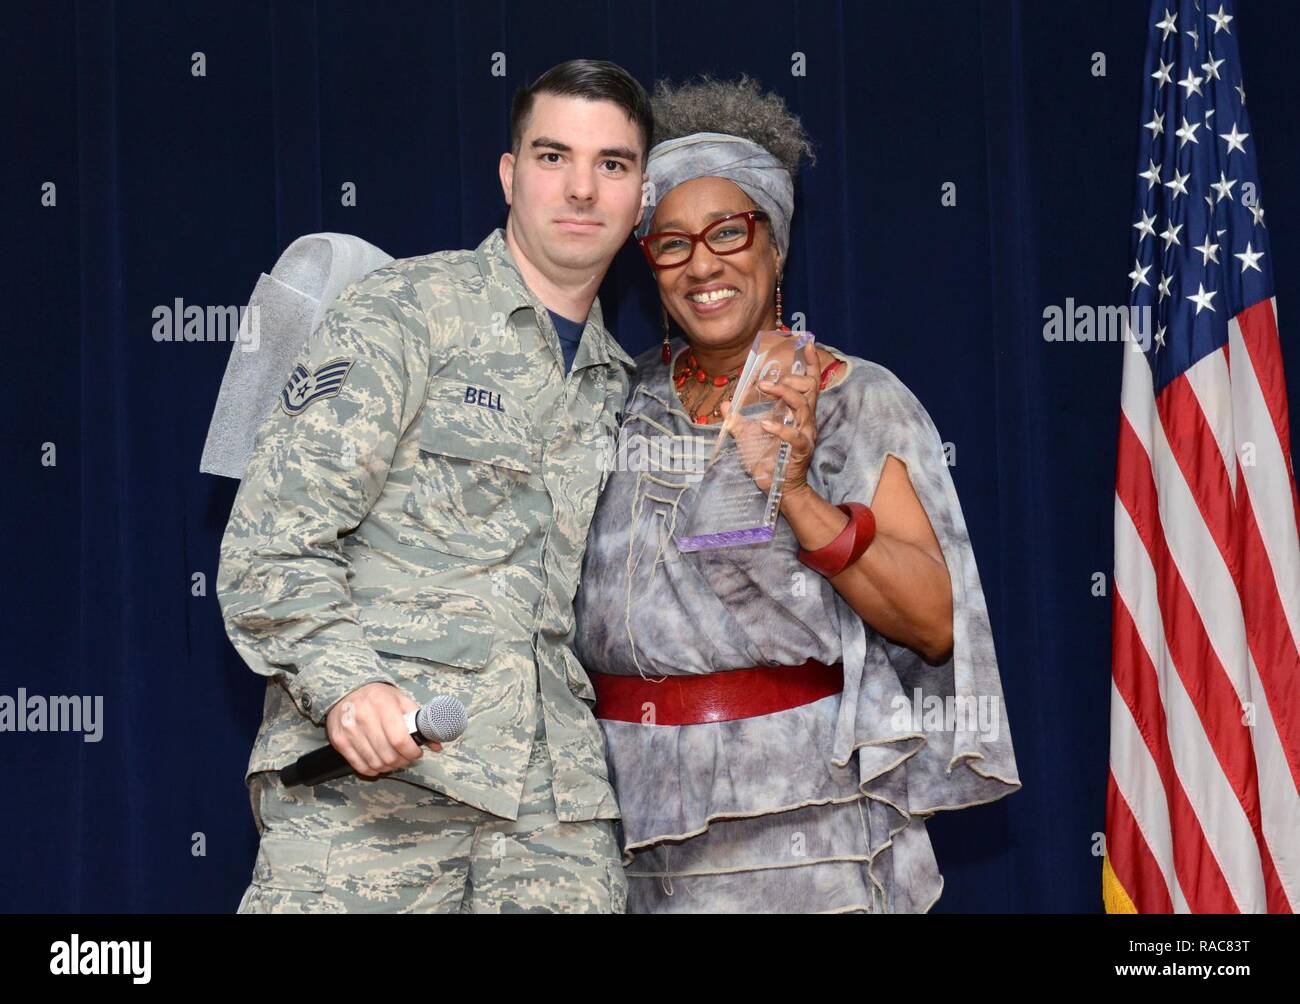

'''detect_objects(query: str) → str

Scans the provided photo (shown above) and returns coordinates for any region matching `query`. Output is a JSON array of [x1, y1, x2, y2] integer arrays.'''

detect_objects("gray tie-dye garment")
[[573, 338, 1022, 912]]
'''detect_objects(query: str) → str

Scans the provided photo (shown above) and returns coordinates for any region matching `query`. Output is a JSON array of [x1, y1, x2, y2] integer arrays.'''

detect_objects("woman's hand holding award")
[[675, 329, 816, 551]]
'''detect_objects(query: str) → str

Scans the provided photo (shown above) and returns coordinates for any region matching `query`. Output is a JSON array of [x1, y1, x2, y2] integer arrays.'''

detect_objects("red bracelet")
[[796, 502, 876, 577]]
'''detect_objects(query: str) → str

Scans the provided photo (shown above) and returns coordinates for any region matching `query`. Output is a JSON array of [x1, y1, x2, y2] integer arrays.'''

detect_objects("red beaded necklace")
[[671, 339, 846, 425], [673, 350, 745, 423], [674, 351, 743, 390], [671, 323, 791, 424]]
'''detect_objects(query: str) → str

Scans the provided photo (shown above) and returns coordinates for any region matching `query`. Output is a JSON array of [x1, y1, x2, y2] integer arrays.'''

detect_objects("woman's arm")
[[752, 343, 955, 665], [779, 458, 954, 664]]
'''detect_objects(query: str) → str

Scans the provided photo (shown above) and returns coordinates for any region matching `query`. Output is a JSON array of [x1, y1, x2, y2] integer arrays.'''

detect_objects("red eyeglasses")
[[637, 210, 770, 269]]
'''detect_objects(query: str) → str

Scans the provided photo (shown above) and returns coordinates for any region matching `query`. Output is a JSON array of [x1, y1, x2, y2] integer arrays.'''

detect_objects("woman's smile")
[[683, 283, 742, 316]]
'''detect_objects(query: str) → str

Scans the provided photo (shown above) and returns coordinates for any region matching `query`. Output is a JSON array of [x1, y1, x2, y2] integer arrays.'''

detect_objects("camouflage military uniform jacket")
[[217, 228, 634, 822]]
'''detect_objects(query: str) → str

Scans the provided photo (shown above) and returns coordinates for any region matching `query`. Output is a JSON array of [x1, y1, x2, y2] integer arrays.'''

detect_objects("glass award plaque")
[[674, 329, 815, 551]]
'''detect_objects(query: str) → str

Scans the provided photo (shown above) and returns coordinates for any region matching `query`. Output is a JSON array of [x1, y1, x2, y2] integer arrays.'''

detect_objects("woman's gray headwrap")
[[635, 131, 794, 257]]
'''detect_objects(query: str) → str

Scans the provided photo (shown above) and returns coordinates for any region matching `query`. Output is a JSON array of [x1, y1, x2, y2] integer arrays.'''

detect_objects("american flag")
[[1104, 0, 1300, 913]]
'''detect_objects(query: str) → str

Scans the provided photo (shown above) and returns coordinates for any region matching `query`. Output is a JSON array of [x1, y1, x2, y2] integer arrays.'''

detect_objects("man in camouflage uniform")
[[217, 60, 651, 912]]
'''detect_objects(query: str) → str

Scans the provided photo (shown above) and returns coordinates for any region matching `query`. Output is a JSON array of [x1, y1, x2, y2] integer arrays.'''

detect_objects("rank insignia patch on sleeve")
[[280, 358, 355, 416]]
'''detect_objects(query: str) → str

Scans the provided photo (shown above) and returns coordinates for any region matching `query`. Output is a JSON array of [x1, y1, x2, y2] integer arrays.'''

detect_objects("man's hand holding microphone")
[[327, 682, 436, 779], [280, 682, 468, 788]]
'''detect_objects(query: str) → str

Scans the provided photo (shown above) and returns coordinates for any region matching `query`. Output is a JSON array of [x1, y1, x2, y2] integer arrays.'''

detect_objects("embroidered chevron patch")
[[280, 357, 355, 416]]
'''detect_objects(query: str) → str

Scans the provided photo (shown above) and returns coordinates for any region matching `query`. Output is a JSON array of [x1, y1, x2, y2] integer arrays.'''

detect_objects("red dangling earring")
[[775, 278, 785, 330], [661, 305, 672, 364]]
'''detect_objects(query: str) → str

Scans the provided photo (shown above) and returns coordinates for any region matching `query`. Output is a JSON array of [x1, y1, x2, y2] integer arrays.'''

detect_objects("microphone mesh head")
[[416, 695, 468, 744]]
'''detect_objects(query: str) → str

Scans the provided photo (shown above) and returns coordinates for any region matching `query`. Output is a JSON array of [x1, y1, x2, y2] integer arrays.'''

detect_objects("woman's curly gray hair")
[[649, 74, 816, 174]]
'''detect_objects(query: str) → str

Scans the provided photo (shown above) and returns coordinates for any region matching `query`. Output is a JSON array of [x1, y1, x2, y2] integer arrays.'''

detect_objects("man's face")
[[499, 93, 646, 277]]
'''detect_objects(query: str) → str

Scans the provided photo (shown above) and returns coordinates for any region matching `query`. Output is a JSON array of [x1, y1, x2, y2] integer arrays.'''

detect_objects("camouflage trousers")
[[236, 714, 627, 913]]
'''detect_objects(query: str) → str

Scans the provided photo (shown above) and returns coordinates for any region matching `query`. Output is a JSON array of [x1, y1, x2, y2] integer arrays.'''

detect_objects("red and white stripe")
[[1107, 297, 1300, 913]]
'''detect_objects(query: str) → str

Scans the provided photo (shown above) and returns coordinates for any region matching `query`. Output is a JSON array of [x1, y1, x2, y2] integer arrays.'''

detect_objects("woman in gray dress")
[[573, 76, 1021, 913]]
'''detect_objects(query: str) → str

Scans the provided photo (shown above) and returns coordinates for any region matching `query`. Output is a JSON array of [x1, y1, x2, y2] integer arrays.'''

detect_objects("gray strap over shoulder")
[[199, 232, 393, 479]]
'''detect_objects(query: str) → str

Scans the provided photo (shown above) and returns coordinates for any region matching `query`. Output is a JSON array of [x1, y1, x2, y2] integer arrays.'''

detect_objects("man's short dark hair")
[[510, 59, 654, 165]]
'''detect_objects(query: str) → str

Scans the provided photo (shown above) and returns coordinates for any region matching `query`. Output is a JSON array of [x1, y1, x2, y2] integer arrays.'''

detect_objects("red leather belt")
[[590, 659, 843, 726]]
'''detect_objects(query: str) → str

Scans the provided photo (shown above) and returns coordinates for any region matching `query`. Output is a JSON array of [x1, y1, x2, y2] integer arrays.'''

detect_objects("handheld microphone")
[[278, 694, 468, 788]]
